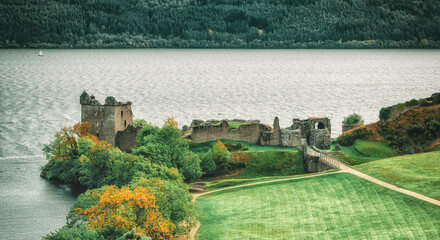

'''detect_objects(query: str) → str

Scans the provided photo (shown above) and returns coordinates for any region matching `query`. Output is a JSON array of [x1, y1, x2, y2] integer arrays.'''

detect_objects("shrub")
[[419, 98, 429, 106], [427, 120, 440, 138], [338, 128, 372, 146], [200, 141, 247, 177], [237, 152, 304, 177], [409, 98, 419, 106], [207, 141, 232, 176], [200, 154, 216, 175], [43, 224, 104, 240], [133, 119, 150, 127], [379, 106, 393, 121], [342, 113, 364, 125], [406, 124, 425, 137]]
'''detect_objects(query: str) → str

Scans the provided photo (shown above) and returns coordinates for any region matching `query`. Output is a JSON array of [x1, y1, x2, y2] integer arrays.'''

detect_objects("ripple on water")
[[1, 49, 440, 238]]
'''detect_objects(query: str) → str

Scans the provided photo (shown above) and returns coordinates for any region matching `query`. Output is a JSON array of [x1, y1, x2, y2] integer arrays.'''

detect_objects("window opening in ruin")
[[96, 132, 99, 137], [121, 111, 123, 118], [124, 120, 127, 127], [95, 112, 97, 117], [96, 122, 99, 126], [318, 122, 325, 129]]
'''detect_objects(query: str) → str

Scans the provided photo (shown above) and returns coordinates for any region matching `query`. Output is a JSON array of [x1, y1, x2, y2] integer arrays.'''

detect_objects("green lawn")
[[354, 151, 440, 200], [196, 173, 440, 240], [324, 140, 397, 165], [190, 140, 299, 154], [192, 170, 338, 192]]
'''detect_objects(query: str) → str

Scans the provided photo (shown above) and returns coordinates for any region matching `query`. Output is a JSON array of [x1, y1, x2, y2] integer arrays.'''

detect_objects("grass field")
[[354, 151, 440, 200], [189, 140, 299, 154], [196, 173, 440, 240], [191, 170, 339, 192], [324, 140, 397, 165]]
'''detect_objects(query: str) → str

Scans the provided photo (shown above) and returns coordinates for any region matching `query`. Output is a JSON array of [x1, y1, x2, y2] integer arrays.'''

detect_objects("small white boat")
[[37, 51, 44, 56]]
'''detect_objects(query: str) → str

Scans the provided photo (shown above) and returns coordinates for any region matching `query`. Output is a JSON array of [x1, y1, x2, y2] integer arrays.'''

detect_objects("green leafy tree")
[[43, 224, 104, 240], [129, 177, 196, 233], [343, 113, 364, 125], [200, 154, 216, 175], [207, 141, 232, 176], [132, 120, 202, 181]]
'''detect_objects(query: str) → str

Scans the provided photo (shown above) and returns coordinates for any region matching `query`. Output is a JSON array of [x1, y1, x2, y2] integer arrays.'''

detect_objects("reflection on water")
[[0, 49, 439, 238]]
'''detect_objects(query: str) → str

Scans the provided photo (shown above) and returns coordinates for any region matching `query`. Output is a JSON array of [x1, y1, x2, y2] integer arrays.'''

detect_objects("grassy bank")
[[190, 170, 338, 192], [190, 140, 299, 154], [231, 151, 304, 178], [354, 151, 440, 200], [325, 140, 397, 165], [196, 173, 440, 239]]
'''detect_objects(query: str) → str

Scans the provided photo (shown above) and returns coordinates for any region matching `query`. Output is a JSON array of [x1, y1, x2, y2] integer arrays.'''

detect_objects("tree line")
[[1, 0, 439, 48]]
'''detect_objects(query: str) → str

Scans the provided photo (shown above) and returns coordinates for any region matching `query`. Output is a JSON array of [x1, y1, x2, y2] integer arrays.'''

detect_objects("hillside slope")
[[354, 151, 440, 200], [340, 94, 440, 154], [1, 0, 440, 48]]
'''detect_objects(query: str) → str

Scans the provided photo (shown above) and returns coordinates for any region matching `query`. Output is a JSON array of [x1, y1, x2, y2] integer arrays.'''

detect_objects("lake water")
[[1, 49, 439, 239]]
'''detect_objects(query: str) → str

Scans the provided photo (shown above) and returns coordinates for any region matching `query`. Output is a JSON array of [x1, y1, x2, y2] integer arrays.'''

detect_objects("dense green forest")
[[1, 0, 439, 48]]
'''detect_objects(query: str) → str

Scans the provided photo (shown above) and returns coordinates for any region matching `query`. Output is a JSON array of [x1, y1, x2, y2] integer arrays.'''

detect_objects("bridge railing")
[[303, 143, 350, 170]]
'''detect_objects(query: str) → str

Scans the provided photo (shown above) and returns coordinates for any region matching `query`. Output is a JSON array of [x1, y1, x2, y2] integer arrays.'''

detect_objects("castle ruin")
[[80, 91, 140, 151], [80, 91, 332, 151], [184, 117, 332, 149]]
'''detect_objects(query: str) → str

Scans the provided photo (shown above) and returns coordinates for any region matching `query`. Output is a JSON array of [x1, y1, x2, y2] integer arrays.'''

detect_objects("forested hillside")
[[1, 0, 439, 48]]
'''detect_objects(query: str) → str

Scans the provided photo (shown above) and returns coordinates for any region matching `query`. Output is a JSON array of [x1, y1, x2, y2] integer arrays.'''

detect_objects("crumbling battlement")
[[80, 91, 137, 150]]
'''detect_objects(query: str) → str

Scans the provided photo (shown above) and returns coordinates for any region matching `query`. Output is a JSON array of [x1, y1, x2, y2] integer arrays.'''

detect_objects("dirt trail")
[[340, 167, 440, 206]]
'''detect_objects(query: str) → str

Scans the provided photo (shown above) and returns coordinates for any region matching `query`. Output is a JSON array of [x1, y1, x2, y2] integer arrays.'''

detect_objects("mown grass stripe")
[[196, 173, 440, 240]]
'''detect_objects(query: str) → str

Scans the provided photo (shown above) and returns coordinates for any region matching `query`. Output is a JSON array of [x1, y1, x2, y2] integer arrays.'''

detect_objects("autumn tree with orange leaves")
[[72, 185, 175, 240], [42, 120, 197, 240], [42, 121, 100, 182]]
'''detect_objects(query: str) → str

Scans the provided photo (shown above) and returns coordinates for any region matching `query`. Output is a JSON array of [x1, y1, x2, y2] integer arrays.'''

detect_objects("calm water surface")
[[1, 49, 439, 239]]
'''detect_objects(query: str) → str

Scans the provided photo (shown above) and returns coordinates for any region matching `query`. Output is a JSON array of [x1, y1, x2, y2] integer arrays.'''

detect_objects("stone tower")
[[80, 91, 133, 146]]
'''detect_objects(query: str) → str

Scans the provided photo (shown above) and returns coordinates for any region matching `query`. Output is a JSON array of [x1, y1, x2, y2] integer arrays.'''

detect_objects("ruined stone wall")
[[387, 104, 421, 122], [309, 118, 331, 133], [259, 117, 281, 146], [190, 120, 264, 144], [81, 104, 116, 146], [309, 129, 332, 149], [114, 105, 134, 133], [188, 117, 332, 149], [280, 129, 302, 147], [116, 125, 142, 152], [290, 119, 309, 138], [80, 91, 133, 148]]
